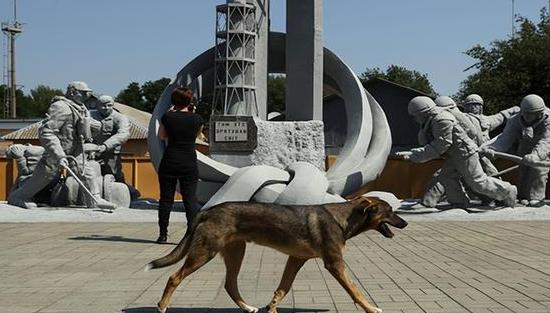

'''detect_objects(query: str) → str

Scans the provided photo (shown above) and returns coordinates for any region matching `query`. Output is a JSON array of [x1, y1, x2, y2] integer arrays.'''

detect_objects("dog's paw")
[[156, 304, 167, 313], [372, 308, 383, 313], [241, 304, 259, 313]]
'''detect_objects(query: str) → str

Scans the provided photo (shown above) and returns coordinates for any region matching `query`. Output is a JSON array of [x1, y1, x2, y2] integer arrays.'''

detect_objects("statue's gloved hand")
[[97, 145, 107, 155], [395, 151, 413, 161], [501, 106, 520, 119], [58, 157, 69, 169], [479, 147, 496, 159], [6, 145, 25, 159], [522, 153, 540, 166]]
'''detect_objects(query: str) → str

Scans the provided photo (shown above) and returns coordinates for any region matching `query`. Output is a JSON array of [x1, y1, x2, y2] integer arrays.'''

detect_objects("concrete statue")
[[148, 0, 392, 209], [396, 96, 517, 208], [462, 93, 519, 177], [5, 144, 46, 195], [482, 94, 550, 207], [462, 94, 520, 146], [419, 96, 479, 207], [90, 95, 130, 183], [7, 82, 128, 210], [6, 144, 45, 184], [418, 95, 516, 207]]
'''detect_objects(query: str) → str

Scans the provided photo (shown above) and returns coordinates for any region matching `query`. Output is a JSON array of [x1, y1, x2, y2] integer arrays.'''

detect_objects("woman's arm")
[[159, 123, 167, 140]]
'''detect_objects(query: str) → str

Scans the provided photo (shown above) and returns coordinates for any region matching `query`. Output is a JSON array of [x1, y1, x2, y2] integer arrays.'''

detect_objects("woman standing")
[[156, 86, 203, 244]]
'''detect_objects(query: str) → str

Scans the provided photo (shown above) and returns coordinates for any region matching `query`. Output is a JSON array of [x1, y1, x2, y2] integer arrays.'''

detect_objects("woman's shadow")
[[122, 307, 328, 313], [68, 235, 177, 245]]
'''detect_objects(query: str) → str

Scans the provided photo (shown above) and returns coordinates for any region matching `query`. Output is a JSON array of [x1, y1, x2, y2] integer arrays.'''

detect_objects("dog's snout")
[[392, 214, 408, 229]]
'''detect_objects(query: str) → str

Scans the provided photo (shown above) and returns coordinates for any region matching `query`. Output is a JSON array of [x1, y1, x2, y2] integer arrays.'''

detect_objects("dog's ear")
[[362, 197, 385, 214], [349, 196, 379, 214]]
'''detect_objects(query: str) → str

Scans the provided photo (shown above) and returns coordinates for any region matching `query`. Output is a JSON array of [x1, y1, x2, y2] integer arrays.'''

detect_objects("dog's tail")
[[145, 223, 195, 270]]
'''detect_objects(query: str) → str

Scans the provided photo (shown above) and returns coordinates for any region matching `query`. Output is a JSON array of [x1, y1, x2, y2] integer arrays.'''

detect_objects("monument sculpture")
[[7, 82, 130, 210], [396, 96, 518, 208], [482, 94, 550, 207], [5, 144, 46, 192], [419, 95, 519, 207], [462, 94, 520, 173], [90, 95, 130, 183], [148, 0, 393, 208]]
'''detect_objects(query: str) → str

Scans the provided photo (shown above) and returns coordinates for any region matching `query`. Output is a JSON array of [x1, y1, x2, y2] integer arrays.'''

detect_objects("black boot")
[[157, 208, 170, 244], [156, 235, 167, 244]]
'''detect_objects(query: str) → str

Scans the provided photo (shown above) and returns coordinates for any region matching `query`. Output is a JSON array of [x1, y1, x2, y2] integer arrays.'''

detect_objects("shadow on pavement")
[[122, 307, 329, 313], [68, 235, 176, 245]]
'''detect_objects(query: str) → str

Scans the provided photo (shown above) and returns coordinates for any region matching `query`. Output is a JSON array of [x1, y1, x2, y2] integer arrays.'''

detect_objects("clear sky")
[[1, 0, 548, 98]]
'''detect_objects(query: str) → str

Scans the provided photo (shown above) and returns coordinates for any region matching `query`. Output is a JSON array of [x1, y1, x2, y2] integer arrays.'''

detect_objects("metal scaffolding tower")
[[2, 0, 23, 118], [212, 0, 258, 116]]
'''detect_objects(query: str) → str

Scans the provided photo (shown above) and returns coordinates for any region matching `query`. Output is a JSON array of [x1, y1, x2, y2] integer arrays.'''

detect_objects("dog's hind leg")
[[221, 241, 258, 313], [324, 257, 382, 313], [266, 256, 307, 313], [157, 246, 218, 313]]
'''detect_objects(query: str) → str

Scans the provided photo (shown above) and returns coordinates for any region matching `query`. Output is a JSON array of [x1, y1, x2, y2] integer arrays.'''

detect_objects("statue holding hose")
[[481, 95, 550, 207], [7, 81, 117, 210]]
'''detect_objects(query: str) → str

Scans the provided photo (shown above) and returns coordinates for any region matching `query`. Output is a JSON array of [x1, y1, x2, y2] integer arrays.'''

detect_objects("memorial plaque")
[[214, 121, 248, 142], [209, 115, 258, 152]]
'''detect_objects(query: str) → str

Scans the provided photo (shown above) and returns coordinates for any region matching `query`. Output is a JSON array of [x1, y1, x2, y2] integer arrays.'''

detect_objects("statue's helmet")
[[434, 96, 457, 109], [408, 96, 436, 116], [98, 95, 114, 106], [520, 94, 546, 113], [67, 81, 92, 92], [464, 94, 484, 106]]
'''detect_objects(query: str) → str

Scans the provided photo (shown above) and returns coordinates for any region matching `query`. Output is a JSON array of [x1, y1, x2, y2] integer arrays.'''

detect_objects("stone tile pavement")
[[0, 221, 549, 313]]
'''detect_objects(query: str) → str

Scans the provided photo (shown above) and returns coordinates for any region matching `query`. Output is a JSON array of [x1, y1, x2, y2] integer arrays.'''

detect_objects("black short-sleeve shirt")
[[158, 111, 204, 177]]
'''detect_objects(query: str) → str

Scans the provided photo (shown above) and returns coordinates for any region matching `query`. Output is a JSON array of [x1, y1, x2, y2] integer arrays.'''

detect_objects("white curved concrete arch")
[[202, 165, 290, 210], [323, 49, 373, 181], [148, 32, 392, 200], [274, 162, 329, 205], [327, 91, 392, 195]]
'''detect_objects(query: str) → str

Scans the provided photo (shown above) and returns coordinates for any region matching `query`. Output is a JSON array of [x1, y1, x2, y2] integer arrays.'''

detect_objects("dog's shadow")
[[68, 235, 176, 245], [122, 307, 328, 313]]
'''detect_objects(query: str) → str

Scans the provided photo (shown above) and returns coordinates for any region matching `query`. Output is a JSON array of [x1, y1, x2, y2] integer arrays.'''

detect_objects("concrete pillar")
[[250, 0, 269, 120], [285, 0, 323, 121]]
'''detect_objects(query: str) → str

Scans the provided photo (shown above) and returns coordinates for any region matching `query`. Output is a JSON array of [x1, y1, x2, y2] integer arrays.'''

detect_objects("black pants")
[[158, 173, 200, 236]]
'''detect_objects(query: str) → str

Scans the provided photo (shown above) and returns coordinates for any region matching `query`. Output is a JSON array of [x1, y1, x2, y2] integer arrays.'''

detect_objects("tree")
[[0, 84, 60, 118], [115, 82, 145, 111], [26, 85, 63, 117], [115, 78, 171, 112], [458, 9, 550, 114], [141, 78, 171, 112], [360, 65, 437, 97], [267, 74, 286, 113]]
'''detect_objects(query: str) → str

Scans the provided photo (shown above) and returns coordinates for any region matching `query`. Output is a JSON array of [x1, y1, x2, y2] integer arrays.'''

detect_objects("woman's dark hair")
[[171, 87, 193, 108]]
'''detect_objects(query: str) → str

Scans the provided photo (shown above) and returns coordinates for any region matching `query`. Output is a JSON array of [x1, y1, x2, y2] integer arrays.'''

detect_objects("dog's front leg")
[[267, 256, 307, 313], [323, 258, 382, 313]]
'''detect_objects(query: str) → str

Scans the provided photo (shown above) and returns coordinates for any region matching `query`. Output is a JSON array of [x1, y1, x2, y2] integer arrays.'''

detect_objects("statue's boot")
[[94, 197, 118, 211]]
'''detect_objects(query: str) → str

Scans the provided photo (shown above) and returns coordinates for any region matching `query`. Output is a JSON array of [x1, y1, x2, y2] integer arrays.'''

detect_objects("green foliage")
[[115, 78, 171, 112], [267, 74, 286, 113], [360, 65, 437, 97], [458, 9, 550, 114], [115, 82, 144, 110], [26, 85, 63, 117], [141, 78, 171, 112], [0, 84, 63, 118]]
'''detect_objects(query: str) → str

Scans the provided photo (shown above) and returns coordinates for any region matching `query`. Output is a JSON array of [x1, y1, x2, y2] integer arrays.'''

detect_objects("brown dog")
[[147, 196, 407, 313]]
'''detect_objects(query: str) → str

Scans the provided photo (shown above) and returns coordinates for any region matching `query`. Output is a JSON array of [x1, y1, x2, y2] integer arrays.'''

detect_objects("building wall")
[[364, 79, 431, 150]]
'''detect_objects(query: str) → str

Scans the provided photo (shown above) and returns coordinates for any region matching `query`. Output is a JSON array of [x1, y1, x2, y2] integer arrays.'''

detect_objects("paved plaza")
[[1, 220, 550, 313]]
